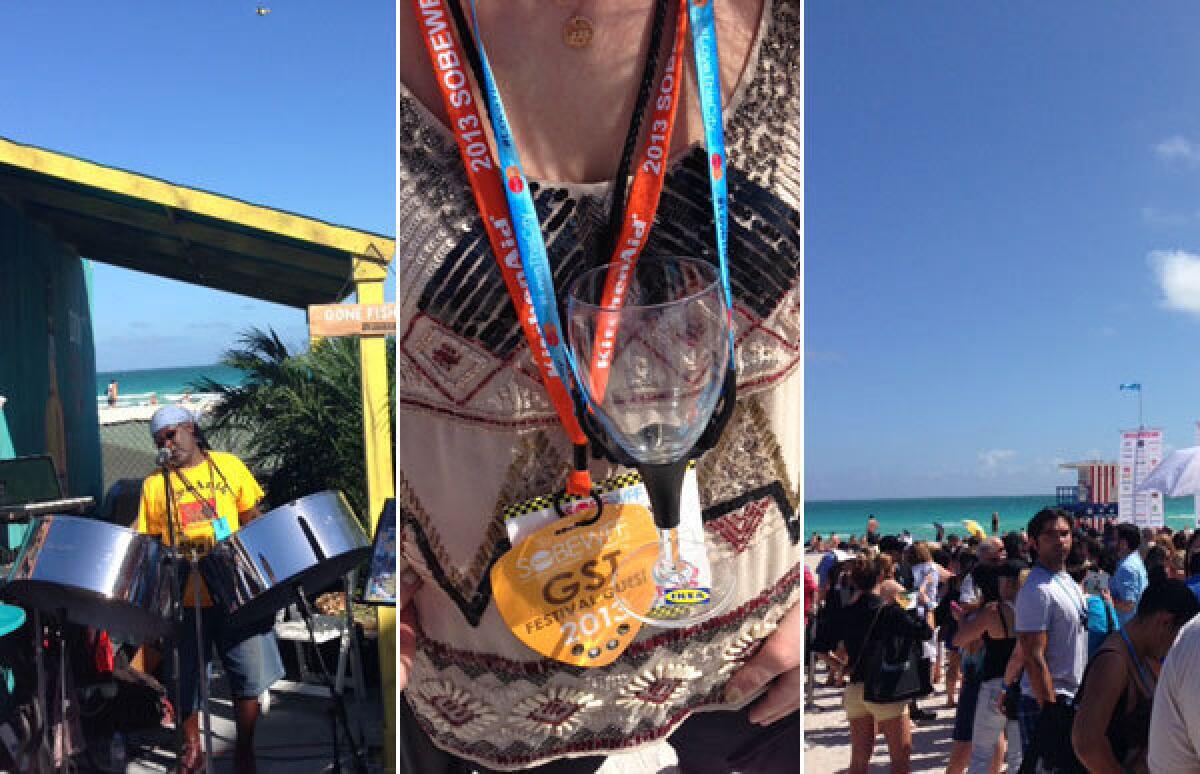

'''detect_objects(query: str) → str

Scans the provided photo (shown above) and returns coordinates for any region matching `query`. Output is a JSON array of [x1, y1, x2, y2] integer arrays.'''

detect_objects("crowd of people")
[[806, 508, 1200, 773]]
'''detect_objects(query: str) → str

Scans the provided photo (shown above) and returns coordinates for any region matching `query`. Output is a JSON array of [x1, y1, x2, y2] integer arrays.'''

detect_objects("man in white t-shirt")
[[1014, 509, 1089, 766]]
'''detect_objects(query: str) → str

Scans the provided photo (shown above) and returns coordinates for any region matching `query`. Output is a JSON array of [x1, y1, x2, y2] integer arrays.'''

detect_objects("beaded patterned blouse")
[[399, 0, 801, 768]]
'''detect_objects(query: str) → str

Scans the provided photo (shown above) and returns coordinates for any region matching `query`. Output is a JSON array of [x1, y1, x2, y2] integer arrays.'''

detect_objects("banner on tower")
[[1118, 428, 1163, 528]]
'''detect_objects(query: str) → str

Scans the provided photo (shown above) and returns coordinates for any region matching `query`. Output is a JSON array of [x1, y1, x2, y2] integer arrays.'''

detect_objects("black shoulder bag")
[[863, 607, 933, 704]]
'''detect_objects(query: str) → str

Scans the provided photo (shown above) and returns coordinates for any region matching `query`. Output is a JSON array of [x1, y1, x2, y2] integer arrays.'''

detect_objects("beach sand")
[[804, 552, 959, 773], [804, 665, 957, 773], [98, 397, 218, 425]]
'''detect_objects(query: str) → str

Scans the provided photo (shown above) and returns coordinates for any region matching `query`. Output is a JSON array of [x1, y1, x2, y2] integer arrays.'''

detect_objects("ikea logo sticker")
[[664, 588, 711, 606]]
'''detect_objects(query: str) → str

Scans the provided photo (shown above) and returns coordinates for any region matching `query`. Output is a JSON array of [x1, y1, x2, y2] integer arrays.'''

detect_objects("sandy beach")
[[805, 553, 959, 773], [804, 663, 957, 772], [97, 397, 219, 425]]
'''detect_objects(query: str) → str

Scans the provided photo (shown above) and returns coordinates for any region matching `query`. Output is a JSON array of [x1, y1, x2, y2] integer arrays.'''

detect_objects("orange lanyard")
[[589, 4, 689, 402], [414, 0, 687, 494]]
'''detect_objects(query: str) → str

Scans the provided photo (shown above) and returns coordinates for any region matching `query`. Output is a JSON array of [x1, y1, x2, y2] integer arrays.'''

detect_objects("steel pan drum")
[[2, 515, 172, 640], [198, 491, 370, 629]]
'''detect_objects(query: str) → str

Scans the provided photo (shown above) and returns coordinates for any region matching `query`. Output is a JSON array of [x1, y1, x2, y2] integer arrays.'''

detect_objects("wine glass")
[[567, 256, 734, 627]]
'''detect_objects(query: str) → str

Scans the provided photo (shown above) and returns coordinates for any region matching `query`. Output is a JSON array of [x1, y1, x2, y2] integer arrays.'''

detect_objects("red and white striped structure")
[[1060, 460, 1118, 504]]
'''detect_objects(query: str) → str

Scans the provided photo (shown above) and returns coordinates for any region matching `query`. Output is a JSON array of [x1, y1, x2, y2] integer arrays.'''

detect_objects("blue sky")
[[0, 2, 394, 371], [806, 3, 1200, 499]]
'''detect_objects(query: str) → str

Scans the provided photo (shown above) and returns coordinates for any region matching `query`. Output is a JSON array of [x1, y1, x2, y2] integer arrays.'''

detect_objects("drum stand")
[[192, 559, 213, 774], [292, 584, 368, 774], [159, 553, 214, 774], [30, 607, 75, 773], [32, 608, 44, 759]]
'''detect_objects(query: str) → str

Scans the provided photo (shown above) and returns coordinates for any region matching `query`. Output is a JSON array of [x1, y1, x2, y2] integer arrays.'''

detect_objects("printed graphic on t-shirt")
[[179, 498, 218, 529]]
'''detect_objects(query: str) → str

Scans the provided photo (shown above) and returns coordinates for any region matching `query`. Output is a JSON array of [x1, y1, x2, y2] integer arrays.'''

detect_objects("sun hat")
[[150, 405, 195, 437]]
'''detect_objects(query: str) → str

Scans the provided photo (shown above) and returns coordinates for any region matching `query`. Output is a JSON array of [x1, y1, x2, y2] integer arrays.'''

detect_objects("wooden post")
[[353, 266, 396, 772]]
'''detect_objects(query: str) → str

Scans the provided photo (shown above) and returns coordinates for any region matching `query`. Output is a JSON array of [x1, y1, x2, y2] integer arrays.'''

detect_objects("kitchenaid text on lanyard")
[[413, 0, 735, 473]]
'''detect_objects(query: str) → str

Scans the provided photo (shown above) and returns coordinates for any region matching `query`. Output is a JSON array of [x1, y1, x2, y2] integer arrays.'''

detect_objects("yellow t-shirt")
[[137, 450, 264, 606]]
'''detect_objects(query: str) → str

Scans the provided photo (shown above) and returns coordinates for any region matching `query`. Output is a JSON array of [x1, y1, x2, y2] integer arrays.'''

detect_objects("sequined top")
[[399, 0, 801, 768]]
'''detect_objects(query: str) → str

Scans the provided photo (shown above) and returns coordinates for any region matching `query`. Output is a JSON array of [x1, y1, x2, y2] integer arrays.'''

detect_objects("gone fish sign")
[[308, 302, 396, 337]]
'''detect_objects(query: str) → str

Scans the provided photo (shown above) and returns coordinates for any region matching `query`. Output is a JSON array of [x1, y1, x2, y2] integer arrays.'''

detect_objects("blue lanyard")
[[1118, 628, 1155, 696], [685, 0, 735, 364], [1048, 570, 1086, 619], [465, 0, 580, 392], [463, 0, 735, 402]]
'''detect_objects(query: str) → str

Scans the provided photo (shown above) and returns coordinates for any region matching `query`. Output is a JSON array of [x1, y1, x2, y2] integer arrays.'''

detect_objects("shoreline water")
[[95, 363, 240, 422], [96, 363, 244, 401], [806, 494, 1198, 541]]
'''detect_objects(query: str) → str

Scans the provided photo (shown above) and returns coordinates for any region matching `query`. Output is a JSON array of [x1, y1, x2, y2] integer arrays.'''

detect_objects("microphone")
[[156, 447, 172, 469]]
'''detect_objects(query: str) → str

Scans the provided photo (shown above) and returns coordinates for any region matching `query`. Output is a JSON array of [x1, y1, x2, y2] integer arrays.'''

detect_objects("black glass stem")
[[639, 457, 689, 530]]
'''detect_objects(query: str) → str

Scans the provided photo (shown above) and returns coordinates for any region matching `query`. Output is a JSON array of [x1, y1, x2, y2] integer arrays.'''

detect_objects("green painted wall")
[[0, 199, 102, 506]]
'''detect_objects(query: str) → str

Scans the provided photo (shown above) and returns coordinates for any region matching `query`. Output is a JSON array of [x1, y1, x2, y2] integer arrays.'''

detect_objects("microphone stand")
[[159, 459, 187, 774]]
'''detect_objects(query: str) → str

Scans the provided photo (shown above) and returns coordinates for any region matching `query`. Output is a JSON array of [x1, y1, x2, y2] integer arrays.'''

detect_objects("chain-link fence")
[[100, 420, 157, 492], [99, 420, 261, 524]]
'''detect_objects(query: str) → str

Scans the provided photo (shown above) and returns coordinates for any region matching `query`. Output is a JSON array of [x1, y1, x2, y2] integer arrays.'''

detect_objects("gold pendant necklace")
[[563, 14, 594, 49]]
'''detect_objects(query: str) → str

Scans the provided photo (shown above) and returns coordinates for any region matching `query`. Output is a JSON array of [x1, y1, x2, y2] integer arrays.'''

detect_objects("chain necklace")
[[552, 0, 594, 49], [167, 451, 235, 556]]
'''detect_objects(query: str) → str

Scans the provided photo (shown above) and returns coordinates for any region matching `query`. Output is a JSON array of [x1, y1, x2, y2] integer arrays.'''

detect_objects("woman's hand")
[[399, 568, 421, 692], [724, 603, 802, 726]]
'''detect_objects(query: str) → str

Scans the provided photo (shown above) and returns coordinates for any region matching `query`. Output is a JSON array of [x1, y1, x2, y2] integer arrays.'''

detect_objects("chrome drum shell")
[[3, 515, 172, 640], [198, 490, 370, 629]]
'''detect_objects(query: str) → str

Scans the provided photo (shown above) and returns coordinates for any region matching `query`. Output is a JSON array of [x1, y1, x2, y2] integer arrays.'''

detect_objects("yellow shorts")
[[843, 681, 908, 721]]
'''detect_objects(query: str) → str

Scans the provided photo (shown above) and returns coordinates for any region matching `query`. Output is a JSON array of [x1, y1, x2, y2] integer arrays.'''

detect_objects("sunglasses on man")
[[154, 426, 183, 448]]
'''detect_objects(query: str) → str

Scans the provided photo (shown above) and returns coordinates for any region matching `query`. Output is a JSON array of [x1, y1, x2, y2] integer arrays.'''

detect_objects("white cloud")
[[1155, 136, 1200, 164], [806, 350, 847, 364], [979, 449, 1017, 472], [1149, 250, 1200, 315], [1142, 207, 1194, 226]]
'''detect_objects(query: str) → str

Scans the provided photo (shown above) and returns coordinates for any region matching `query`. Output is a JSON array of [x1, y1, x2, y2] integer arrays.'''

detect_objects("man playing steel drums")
[[138, 405, 284, 773]]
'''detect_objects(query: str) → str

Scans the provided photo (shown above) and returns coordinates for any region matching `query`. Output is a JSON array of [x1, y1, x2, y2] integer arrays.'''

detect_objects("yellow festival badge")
[[491, 501, 658, 667]]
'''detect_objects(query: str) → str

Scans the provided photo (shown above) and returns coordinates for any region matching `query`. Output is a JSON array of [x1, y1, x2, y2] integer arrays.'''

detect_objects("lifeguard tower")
[[1058, 459, 1119, 524]]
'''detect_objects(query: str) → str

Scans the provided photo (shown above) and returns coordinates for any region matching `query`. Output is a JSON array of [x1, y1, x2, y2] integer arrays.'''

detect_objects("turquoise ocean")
[[805, 495, 1199, 544], [95, 364, 245, 403]]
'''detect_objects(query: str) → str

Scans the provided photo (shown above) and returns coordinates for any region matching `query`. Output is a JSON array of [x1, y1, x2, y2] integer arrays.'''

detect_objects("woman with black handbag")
[[828, 555, 934, 774]]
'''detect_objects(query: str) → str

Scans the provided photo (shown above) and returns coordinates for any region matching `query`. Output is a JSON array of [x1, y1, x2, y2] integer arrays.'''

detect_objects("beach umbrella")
[[1136, 446, 1200, 497], [962, 519, 987, 540]]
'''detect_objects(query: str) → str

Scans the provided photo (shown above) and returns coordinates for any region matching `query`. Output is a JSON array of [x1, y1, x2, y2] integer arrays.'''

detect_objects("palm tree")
[[194, 328, 395, 528]]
